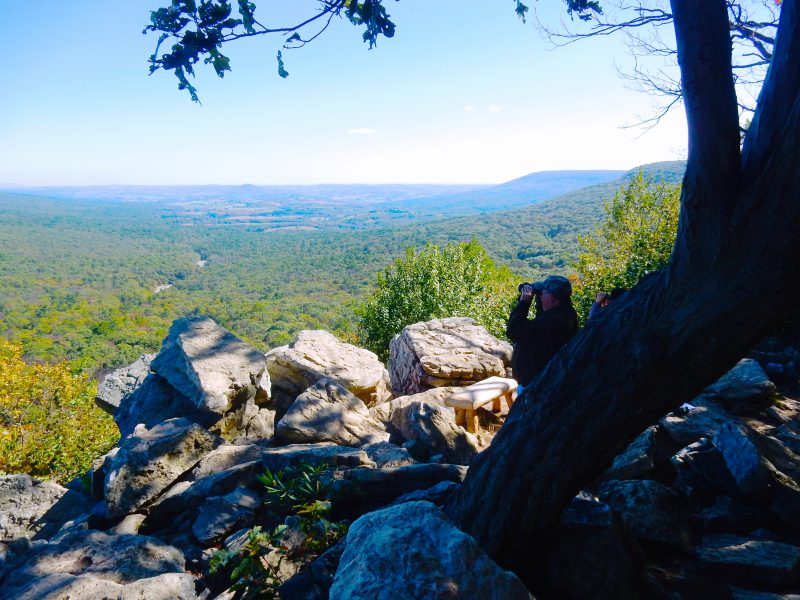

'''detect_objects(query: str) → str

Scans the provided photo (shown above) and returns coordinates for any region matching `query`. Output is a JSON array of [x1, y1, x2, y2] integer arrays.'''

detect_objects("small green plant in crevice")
[[210, 463, 347, 598]]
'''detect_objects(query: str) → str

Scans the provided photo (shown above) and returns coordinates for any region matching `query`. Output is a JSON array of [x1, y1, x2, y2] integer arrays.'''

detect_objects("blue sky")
[[0, 1, 688, 185]]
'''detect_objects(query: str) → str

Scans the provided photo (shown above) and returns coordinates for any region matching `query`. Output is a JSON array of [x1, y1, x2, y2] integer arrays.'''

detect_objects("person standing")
[[506, 275, 578, 390]]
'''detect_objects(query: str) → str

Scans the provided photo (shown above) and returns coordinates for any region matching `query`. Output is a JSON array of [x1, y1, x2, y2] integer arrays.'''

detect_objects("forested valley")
[[0, 161, 683, 376]]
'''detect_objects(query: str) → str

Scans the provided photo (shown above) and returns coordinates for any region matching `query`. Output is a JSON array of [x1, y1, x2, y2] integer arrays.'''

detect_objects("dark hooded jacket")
[[506, 297, 578, 387]]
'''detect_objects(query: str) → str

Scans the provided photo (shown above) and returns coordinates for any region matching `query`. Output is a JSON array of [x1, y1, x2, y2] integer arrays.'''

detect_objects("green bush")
[[0, 340, 118, 483], [357, 239, 518, 360], [571, 172, 680, 322]]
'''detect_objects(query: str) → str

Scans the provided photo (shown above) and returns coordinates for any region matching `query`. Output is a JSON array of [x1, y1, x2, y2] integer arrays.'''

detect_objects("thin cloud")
[[488, 105, 503, 113], [347, 128, 376, 135], [463, 105, 476, 112]]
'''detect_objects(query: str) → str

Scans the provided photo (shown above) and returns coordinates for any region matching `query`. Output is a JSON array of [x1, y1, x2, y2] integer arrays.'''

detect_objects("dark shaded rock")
[[693, 496, 774, 535], [713, 421, 778, 495], [114, 373, 205, 439], [704, 359, 777, 412], [95, 353, 155, 415], [105, 418, 222, 518], [190, 443, 270, 480], [598, 479, 693, 550], [260, 443, 375, 473], [329, 501, 531, 599], [389, 481, 459, 507], [696, 534, 800, 587], [192, 487, 261, 546], [548, 491, 646, 600], [660, 397, 737, 448], [278, 541, 344, 600], [329, 464, 468, 520], [603, 426, 658, 480], [672, 439, 744, 506]]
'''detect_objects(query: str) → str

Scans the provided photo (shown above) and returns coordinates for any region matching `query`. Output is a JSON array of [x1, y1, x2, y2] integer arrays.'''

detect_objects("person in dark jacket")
[[506, 275, 578, 389]]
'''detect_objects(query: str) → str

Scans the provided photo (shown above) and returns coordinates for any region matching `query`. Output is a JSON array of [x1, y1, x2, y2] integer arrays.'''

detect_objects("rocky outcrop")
[[0, 529, 194, 600], [329, 501, 531, 600], [95, 353, 155, 415], [388, 317, 512, 396], [0, 475, 93, 541], [389, 400, 479, 464], [274, 379, 388, 446], [369, 385, 460, 424], [151, 316, 270, 417], [105, 418, 222, 518], [267, 330, 391, 407]]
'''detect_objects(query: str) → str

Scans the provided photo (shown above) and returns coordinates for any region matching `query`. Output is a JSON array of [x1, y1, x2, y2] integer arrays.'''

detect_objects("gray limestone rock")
[[0, 474, 93, 542], [389, 480, 459, 507], [390, 400, 479, 465], [274, 379, 389, 447], [388, 317, 512, 396], [0, 572, 199, 600], [0, 529, 190, 599], [95, 353, 155, 415], [329, 501, 531, 600], [192, 486, 261, 546], [105, 418, 222, 518], [369, 386, 460, 424], [597, 479, 693, 550], [260, 443, 376, 474], [151, 316, 270, 417], [190, 443, 270, 480], [267, 330, 391, 407], [361, 441, 417, 468], [693, 496, 773, 535], [713, 421, 778, 495], [210, 397, 276, 443], [696, 534, 800, 587]]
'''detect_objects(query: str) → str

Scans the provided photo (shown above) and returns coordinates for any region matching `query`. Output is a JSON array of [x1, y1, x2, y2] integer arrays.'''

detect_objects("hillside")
[[0, 161, 685, 371]]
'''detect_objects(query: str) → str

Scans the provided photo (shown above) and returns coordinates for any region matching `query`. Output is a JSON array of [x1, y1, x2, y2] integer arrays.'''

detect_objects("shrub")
[[571, 173, 681, 322], [357, 239, 518, 360], [0, 340, 118, 483]]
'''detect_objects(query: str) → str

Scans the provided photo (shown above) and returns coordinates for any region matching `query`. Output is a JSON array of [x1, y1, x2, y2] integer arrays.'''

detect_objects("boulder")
[[389, 480, 459, 507], [190, 443, 270, 480], [547, 491, 645, 599], [603, 426, 658, 480], [389, 400, 479, 465], [329, 463, 468, 520], [0, 572, 199, 600], [388, 317, 512, 396], [660, 397, 737, 448], [274, 379, 388, 447], [105, 418, 222, 518], [369, 386, 460, 424], [210, 398, 276, 443], [692, 496, 773, 535], [0, 529, 191, 599], [267, 330, 390, 408], [696, 534, 800, 587], [0, 474, 94, 542], [151, 316, 270, 417], [597, 479, 693, 550], [704, 359, 777, 411], [671, 438, 744, 505], [192, 487, 261, 546], [114, 373, 205, 439], [329, 501, 531, 599], [95, 353, 155, 415], [278, 541, 344, 600], [361, 441, 417, 468], [260, 443, 376, 474], [713, 421, 778, 496]]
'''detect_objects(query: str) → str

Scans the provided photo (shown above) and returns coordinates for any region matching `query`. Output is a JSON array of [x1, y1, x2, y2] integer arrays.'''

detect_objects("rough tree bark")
[[445, 0, 800, 588]]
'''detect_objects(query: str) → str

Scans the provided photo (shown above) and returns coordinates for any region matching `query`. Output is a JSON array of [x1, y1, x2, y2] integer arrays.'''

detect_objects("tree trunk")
[[445, 0, 800, 588]]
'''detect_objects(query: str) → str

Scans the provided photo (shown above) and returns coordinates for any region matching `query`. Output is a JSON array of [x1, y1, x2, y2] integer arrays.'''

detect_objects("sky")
[[0, 1, 689, 186]]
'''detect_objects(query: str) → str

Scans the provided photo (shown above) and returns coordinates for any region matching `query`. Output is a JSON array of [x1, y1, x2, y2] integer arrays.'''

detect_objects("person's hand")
[[520, 284, 534, 302], [596, 291, 609, 306]]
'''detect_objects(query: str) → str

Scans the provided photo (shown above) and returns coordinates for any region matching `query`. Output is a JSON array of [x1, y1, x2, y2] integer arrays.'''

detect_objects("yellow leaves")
[[0, 339, 118, 483]]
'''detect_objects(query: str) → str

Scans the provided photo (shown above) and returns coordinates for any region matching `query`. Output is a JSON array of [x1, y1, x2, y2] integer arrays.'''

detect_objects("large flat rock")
[[388, 317, 512, 396]]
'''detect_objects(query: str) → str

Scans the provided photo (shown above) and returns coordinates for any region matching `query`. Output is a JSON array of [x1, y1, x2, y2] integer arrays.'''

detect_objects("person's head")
[[609, 287, 627, 302], [535, 275, 572, 311]]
